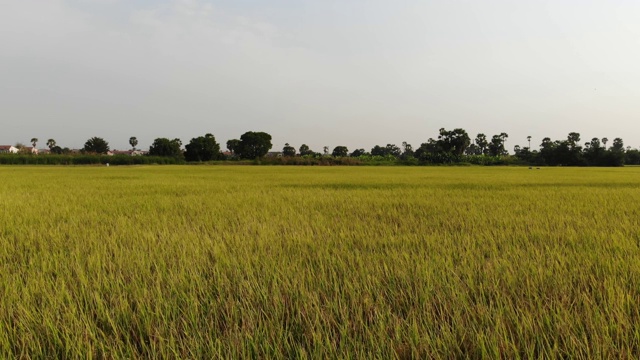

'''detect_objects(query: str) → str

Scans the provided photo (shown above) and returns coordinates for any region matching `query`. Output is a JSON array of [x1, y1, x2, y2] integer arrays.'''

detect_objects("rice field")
[[1, 165, 639, 358]]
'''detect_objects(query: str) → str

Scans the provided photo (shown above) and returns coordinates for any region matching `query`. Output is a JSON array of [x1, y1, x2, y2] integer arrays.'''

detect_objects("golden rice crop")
[[1, 166, 639, 358]]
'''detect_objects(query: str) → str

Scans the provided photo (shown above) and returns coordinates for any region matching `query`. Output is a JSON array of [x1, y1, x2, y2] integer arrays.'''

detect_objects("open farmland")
[[1, 166, 640, 358]]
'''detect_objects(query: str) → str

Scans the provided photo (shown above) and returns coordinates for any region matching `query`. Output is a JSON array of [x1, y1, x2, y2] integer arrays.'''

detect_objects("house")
[[0, 145, 18, 154], [0, 146, 38, 154], [108, 150, 148, 156]]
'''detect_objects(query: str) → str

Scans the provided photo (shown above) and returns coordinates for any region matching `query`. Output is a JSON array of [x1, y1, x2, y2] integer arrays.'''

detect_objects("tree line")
[[16, 129, 640, 166]]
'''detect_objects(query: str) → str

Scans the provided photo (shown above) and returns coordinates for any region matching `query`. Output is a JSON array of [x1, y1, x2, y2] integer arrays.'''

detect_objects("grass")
[[1, 166, 639, 358]]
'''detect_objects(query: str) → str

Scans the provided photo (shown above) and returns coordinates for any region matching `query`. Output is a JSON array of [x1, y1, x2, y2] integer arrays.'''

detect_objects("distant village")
[[2, 129, 639, 167], [0, 145, 148, 156]]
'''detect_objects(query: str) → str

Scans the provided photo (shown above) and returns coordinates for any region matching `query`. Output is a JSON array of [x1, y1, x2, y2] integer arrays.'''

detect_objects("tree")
[[299, 144, 314, 156], [527, 136, 532, 150], [50, 146, 63, 155], [487, 133, 508, 157], [625, 148, 640, 165], [30, 138, 38, 148], [350, 148, 366, 157], [583, 138, 604, 165], [611, 138, 624, 152], [149, 138, 183, 158], [602, 137, 609, 150], [46, 139, 56, 150], [332, 146, 348, 157], [371, 144, 401, 157], [184, 133, 221, 162], [323, 146, 329, 155], [129, 137, 138, 151], [465, 143, 482, 155], [552, 132, 584, 166], [513, 145, 521, 155], [567, 132, 581, 149], [385, 144, 401, 157], [236, 131, 272, 159], [371, 145, 385, 157], [414, 138, 440, 158], [282, 143, 296, 157], [500, 132, 508, 149], [604, 137, 626, 166], [514, 144, 534, 162], [436, 128, 470, 156], [475, 134, 488, 155], [15, 143, 30, 155], [226, 139, 241, 155], [84, 137, 110, 154], [401, 142, 414, 159]]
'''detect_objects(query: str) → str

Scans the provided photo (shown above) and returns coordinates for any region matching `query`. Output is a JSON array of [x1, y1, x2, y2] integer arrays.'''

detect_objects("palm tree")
[[500, 133, 509, 155], [46, 139, 56, 150], [323, 146, 329, 155], [527, 136, 531, 150], [30, 138, 38, 148], [129, 137, 138, 151], [602, 137, 608, 150]]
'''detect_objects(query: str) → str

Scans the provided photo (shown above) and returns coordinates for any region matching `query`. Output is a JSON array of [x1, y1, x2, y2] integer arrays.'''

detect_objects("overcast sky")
[[1, 0, 639, 152]]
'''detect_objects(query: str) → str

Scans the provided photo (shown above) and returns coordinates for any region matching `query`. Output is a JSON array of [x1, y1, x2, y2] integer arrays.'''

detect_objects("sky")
[[1, 0, 639, 152]]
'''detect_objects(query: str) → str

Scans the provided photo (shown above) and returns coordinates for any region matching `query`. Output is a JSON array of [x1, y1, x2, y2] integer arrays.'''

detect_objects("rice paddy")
[[1, 166, 639, 358]]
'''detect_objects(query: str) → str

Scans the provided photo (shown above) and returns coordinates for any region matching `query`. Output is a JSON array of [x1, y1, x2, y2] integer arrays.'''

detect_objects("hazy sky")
[[1, 0, 639, 152]]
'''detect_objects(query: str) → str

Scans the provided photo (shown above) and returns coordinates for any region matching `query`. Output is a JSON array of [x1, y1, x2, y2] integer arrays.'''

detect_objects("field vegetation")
[[0, 154, 181, 166], [1, 166, 639, 358]]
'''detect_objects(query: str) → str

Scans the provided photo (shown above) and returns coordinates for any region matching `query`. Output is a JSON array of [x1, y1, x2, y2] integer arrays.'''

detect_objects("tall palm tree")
[[602, 137, 608, 150], [500, 133, 509, 155], [527, 136, 531, 149], [30, 138, 38, 148], [129, 137, 138, 151], [46, 139, 56, 150]]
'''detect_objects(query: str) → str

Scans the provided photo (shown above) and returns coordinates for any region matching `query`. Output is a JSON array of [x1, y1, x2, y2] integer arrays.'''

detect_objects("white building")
[[0, 145, 18, 154], [24, 147, 39, 155]]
